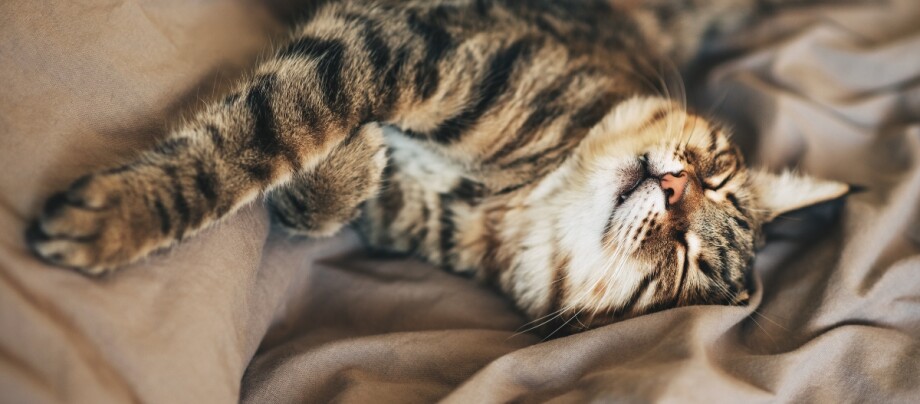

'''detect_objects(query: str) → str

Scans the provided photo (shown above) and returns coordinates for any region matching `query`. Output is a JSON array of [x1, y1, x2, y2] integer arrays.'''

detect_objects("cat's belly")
[[356, 127, 469, 263]]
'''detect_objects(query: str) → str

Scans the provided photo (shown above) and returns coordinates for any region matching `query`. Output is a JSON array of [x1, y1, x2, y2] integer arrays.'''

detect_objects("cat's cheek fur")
[[501, 99, 679, 319]]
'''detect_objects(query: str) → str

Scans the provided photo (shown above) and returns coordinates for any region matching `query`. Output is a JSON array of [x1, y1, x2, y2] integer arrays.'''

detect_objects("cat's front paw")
[[26, 174, 158, 275]]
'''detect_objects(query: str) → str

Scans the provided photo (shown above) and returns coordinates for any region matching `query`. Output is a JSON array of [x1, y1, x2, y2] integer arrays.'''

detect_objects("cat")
[[26, 0, 851, 335]]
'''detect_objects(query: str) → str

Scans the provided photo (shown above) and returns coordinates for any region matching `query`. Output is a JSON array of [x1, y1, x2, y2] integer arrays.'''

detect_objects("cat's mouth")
[[616, 155, 651, 205]]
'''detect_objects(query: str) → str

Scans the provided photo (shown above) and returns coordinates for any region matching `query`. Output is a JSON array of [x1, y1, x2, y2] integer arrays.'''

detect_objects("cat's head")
[[531, 96, 849, 333]]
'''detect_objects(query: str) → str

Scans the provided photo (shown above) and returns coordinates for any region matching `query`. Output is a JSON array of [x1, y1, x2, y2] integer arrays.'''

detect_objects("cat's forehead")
[[582, 97, 737, 162], [643, 108, 735, 155]]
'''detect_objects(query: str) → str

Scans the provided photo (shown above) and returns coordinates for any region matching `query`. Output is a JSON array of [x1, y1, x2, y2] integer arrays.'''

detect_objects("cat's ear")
[[749, 170, 851, 222]]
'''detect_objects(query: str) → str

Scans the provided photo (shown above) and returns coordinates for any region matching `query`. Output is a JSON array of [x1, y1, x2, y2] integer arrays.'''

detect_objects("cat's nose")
[[660, 172, 688, 206]]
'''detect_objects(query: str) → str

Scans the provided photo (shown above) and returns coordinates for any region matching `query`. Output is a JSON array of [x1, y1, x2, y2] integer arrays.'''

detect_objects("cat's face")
[[530, 97, 848, 331]]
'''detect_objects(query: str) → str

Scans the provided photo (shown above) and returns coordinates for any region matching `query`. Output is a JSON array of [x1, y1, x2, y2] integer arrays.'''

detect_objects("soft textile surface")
[[1, 1, 919, 402]]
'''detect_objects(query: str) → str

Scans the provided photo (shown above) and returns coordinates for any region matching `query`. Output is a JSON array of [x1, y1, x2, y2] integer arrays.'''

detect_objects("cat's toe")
[[27, 176, 149, 275], [26, 219, 110, 275]]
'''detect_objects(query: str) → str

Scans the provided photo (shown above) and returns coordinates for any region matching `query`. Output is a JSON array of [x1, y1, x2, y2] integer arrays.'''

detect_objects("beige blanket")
[[1, 1, 918, 402]]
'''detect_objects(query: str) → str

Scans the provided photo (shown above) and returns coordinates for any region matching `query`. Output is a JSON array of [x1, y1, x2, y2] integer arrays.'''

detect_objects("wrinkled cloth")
[[1, 1, 918, 403]]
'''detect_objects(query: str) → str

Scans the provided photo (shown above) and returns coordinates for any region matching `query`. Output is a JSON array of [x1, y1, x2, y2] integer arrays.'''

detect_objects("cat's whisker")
[[543, 306, 588, 341], [574, 315, 589, 330], [681, 121, 701, 151], [687, 114, 705, 150], [511, 308, 568, 337], [517, 306, 565, 328], [511, 247, 612, 337], [593, 221, 640, 315], [752, 310, 789, 332], [669, 59, 688, 111], [591, 255, 626, 313], [514, 260, 610, 336], [708, 278, 737, 305], [553, 226, 626, 320], [626, 56, 667, 103], [747, 313, 776, 343]]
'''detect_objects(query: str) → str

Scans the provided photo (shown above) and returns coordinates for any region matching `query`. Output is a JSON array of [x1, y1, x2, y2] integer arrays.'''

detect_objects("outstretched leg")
[[26, 65, 362, 273], [25, 6, 402, 274], [268, 122, 387, 238], [24, 1, 489, 274]]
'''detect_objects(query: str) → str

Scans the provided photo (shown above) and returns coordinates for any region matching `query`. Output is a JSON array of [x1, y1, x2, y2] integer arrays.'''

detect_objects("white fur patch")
[[384, 127, 465, 193]]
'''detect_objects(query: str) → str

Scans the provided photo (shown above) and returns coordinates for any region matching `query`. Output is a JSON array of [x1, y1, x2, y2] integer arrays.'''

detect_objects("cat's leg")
[[25, 1, 457, 274], [267, 122, 387, 238], [26, 51, 383, 274]]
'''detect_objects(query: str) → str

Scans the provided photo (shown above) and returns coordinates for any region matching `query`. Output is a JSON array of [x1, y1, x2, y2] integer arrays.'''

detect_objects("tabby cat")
[[27, 0, 850, 334]]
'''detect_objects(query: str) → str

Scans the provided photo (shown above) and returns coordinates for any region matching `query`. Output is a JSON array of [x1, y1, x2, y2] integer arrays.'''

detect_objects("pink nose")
[[660, 172, 688, 206]]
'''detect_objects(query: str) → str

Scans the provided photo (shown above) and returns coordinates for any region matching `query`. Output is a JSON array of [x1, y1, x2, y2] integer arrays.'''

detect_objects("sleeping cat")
[[26, 0, 850, 334]]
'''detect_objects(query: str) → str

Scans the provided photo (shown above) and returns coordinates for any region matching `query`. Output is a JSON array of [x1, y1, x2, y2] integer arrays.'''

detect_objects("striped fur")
[[27, 0, 850, 335]]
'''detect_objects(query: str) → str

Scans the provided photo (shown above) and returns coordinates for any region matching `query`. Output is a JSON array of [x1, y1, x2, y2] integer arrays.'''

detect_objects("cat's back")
[[325, 0, 644, 53]]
